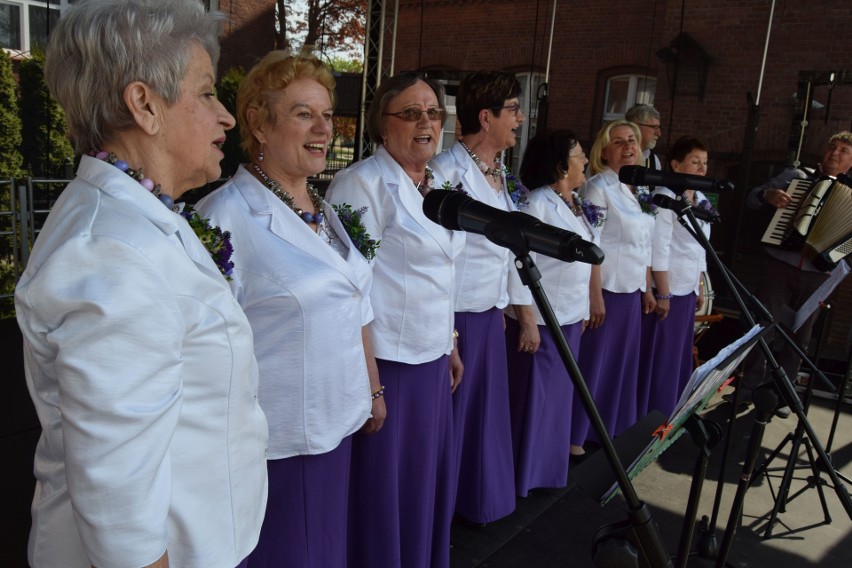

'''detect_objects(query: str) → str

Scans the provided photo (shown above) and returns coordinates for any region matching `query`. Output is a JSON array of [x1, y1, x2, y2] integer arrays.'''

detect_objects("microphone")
[[652, 193, 721, 224], [423, 190, 605, 265], [619, 165, 735, 193]]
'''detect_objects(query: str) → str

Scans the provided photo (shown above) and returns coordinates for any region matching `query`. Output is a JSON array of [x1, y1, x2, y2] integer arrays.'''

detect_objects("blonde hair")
[[588, 120, 642, 175], [237, 50, 336, 161]]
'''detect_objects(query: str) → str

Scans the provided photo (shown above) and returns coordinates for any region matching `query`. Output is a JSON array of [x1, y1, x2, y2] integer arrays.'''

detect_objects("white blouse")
[[196, 166, 374, 459], [326, 146, 465, 364], [16, 156, 268, 568], [430, 141, 532, 312], [579, 168, 655, 293], [506, 187, 599, 326], [650, 187, 710, 296]]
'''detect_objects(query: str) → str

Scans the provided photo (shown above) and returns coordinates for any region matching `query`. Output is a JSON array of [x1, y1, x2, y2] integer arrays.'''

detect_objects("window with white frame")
[[1, 0, 70, 55], [602, 74, 656, 123]]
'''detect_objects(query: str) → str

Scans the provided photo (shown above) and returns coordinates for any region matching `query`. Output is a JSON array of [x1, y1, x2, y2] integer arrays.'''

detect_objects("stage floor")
[[450, 387, 852, 567]]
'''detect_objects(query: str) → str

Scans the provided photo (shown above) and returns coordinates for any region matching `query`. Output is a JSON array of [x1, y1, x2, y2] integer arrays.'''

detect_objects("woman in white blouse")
[[326, 73, 464, 568], [637, 136, 712, 418], [16, 2, 268, 567], [196, 51, 381, 568], [429, 70, 536, 524], [505, 129, 597, 496], [572, 120, 657, 449]]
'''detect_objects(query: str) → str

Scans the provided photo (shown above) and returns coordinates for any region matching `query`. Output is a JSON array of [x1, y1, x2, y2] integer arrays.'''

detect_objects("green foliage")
[[18, 48, 74, 178], [326, 56, 363, 73], [0, 50, 23, 179], [218, 66, 246, 178]]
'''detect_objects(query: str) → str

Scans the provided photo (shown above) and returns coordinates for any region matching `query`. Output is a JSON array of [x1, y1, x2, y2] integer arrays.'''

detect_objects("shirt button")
[[353, 292, 361, 300]]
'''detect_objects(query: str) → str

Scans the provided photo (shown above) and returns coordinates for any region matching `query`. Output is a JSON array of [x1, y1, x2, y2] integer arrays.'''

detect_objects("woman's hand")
[[514, 305, 541, 354], [450, 334, 464, 393], [362, 396, 387, 434], [654, 297, 670, 320], [642, 289, 656, 314]]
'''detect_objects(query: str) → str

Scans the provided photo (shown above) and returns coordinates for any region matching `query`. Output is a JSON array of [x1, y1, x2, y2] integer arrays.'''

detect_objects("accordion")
[[760, 176, 852, 271]]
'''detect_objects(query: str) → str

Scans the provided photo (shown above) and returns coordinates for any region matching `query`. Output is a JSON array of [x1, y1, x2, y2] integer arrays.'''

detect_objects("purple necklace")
[[92, 151, 175, 209]]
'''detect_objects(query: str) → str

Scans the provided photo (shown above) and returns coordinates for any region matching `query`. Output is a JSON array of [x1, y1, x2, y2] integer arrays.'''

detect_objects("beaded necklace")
[[550, 185, 582, 216], [92, 151, 175, 209], [459, 141, 504, 183], [413, 166, 435, 196], [251, 162, 325, 225]]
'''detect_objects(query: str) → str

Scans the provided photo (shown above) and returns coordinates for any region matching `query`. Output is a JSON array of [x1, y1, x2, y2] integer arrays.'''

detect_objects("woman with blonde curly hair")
[[196, 50, 383, 567]]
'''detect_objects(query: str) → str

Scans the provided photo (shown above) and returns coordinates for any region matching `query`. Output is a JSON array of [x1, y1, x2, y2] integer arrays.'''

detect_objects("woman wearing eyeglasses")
[[570, 120, 656, 451], [429, 70, 536, 525], [326, 72, 464, 568], [505, 129, 597, 496]]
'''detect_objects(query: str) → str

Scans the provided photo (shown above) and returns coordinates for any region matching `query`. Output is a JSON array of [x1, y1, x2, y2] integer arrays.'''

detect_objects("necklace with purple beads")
[[251, 162, 324, 225], [92, 150, 176, 209]]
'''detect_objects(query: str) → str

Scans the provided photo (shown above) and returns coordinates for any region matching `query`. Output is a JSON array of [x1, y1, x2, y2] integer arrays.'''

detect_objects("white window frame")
[[602, 73, 657, 124], [1, 0, 70, 56]]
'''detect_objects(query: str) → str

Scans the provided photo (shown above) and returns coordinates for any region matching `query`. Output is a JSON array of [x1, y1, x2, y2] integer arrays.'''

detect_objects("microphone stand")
[[663, 200, 852, 566], [503, 239, 672, 567]]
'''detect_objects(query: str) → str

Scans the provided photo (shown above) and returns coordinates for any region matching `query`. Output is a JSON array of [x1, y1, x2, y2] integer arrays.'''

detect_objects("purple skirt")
[[348, 356, 455, 568], [641, 293, 697, 418], [571, 290, 642, 445], [636, 310, 660, 420], [246, 437, 353, 568], [452, 308, 515, 523], [506, 318, 582, 497]]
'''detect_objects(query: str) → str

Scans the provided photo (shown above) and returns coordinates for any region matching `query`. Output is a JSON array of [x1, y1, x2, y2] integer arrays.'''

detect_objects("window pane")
[[635, 77, 657, 106], [0, 3, 21, 50], [29, 5, 60, 51], [605, 76, 630, 115]]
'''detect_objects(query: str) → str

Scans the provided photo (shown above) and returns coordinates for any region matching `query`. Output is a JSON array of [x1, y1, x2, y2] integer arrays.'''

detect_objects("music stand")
[[660, 198, 852, 568], [594, 326, 766, 568]]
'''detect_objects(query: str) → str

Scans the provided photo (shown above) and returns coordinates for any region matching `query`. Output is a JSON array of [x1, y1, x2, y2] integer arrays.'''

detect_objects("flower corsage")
[[181, 206, 235, 281], [440, 180, 467, 194], [332, 203, 381, 261], [573, 191, 605, 227], [506, 172, 530, 209], [634, 186, 657, 216], [695, 199, 720, 222]]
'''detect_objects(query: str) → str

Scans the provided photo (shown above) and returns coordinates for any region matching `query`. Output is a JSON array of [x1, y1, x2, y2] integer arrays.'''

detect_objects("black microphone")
[[619, 165, 735, 193], [652, 193, 721, 224], [422, 190, 605, 265]]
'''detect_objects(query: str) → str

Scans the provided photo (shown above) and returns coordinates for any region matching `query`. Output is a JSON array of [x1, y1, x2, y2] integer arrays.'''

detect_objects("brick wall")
[[217, 0, 276, 75], [392, 0, 851, 362]]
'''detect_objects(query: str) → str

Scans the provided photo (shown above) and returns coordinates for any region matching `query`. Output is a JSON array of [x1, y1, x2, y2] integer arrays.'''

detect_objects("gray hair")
[[44, 0, 225, 154], [625, 103, 660, 124]]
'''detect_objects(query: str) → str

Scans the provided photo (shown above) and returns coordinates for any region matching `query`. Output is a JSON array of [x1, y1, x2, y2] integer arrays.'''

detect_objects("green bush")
[[18, 47, 74, 178]]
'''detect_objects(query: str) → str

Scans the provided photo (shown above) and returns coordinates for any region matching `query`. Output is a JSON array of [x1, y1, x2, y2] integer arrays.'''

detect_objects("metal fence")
[[0, 158, 355, 316]]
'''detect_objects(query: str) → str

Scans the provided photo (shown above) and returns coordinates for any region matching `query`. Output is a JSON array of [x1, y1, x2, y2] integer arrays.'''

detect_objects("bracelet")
[[371, 385, 385, 400], [654, 293, 673, 300], [453, 329, 460, 339]]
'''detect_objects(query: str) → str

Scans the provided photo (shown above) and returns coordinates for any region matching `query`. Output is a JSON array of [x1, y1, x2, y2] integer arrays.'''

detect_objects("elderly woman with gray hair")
[[326, 72, 464, 567], [14, 1, 268, 567]]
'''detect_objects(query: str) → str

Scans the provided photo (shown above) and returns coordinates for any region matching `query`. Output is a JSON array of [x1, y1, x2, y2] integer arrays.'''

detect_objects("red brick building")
[[383, 0, 851, 364]]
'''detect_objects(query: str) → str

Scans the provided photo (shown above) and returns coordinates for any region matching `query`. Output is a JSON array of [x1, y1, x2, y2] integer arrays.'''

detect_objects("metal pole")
[[754, 0, 777, 106], [544, 0, 557, 84]]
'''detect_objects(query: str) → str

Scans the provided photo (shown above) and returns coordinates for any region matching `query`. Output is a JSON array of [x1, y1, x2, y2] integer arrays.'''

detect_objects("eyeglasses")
[[635, 122, 662, 132], [569, 151, 586, 161], [384, 107, 445, 122], [492, 103, 521, 116]]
